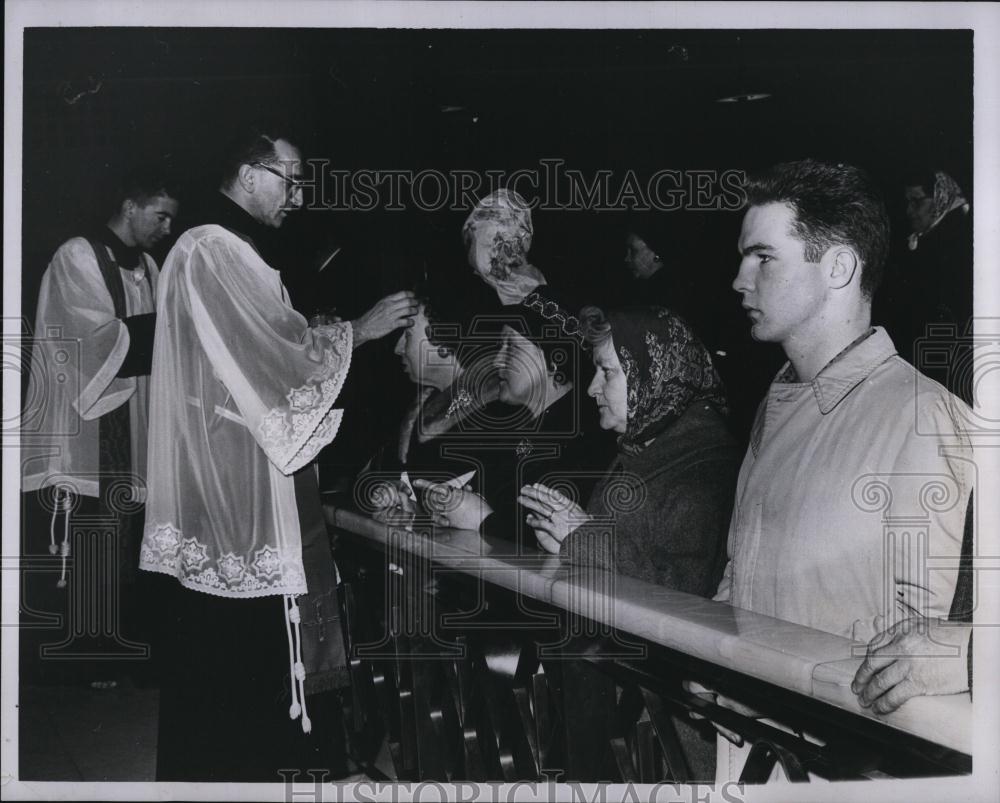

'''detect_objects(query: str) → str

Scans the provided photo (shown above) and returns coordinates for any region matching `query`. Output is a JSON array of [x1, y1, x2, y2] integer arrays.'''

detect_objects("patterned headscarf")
[[907, 171, 970, 251], [463, 189, 546, 304], [609, 307, 727, 456]]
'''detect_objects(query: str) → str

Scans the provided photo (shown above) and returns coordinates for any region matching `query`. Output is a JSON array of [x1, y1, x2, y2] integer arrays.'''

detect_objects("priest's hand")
[[851, 617, 971, 714], [412, 478, 493, 530], [518, 482, 590, 554], [352, 291, 419, 346]]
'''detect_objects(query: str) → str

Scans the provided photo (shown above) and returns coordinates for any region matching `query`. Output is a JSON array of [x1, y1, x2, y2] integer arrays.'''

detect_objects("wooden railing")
[[329, 508, 972, 783]]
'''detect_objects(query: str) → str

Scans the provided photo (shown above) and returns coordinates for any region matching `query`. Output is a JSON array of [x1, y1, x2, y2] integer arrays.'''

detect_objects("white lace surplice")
[[140, 225, 352, 598], [22, 238, 157, 499]]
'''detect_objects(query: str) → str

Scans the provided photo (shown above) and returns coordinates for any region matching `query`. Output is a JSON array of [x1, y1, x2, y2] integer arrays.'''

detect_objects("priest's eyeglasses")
[[251, 162, 305, 190]]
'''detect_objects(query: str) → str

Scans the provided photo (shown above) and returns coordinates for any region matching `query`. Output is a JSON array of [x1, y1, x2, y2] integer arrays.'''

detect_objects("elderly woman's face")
[[587, 337, 628, 434]]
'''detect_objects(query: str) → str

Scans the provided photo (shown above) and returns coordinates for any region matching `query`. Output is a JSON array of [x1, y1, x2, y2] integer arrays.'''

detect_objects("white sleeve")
[[35, 238, 134, 421], [183, 234, 353, 475]]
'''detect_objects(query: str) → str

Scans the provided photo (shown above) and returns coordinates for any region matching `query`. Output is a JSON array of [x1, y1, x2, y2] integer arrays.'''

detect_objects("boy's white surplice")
[[21, 238, 157, 499], [140, 224, 352, 598]]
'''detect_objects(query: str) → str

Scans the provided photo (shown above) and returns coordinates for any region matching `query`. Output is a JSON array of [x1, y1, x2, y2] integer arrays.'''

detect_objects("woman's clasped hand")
[[518, 482, 592, 554]]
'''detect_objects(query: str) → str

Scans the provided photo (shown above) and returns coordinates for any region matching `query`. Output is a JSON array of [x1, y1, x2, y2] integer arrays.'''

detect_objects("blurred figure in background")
[[463, 188, 544, 308], [463, 189, 587, 338], [876, 169, 972, 403], [620, 212, 717, 349]]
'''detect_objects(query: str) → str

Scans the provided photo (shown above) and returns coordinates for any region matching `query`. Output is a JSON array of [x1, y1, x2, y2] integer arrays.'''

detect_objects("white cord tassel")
[[282, 595, 311, 733], [283, 594, 301, 720], [49, 494, 60, 555], [54, 491, 71, 588], [289, 596, 311, 733]]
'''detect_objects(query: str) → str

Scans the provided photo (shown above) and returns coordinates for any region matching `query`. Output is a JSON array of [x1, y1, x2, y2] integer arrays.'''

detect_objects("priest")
[[140, 123, 417, 780]]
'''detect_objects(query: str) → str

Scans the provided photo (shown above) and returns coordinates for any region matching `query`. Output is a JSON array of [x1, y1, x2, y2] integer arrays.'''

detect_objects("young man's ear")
[[827, 246, 860, 290]]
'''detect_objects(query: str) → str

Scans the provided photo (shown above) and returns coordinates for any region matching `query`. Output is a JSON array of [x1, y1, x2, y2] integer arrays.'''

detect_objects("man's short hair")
[[219, 121, 295, 189], [112, 163, 176, 210], [744, 159, 890, 299]]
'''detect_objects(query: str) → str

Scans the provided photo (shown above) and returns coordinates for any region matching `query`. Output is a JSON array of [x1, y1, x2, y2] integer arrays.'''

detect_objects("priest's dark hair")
[[219, 120, 297, 189]]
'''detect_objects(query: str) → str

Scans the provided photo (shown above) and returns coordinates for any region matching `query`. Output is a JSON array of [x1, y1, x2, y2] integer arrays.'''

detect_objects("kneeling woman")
[[361, 292, 502, 522], [521, 306, 738, 597]]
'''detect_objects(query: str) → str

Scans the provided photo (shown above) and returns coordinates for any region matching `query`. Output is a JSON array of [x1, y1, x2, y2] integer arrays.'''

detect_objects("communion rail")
[[330, 508, 971, 784]]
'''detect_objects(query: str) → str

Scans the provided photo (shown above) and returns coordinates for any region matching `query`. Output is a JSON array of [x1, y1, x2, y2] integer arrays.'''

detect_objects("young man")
[[710, 159, 972, 780], [21, 166, 178, 684]]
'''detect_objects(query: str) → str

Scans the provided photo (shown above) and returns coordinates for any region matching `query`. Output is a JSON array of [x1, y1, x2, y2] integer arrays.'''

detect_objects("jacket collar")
[[773, 327, 898, 415]]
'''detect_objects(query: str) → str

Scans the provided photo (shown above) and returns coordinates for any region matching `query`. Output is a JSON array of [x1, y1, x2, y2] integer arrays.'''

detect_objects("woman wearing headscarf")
[[520, 306, 739, 597], [414, 295, 616, 544], [903, 171, 972, 341], [904, 170, 971, 255], [463, 189, 589, 342], [463, 188, 545, 307], [519, 306, 740, 780], [877, 169, 972, 401]]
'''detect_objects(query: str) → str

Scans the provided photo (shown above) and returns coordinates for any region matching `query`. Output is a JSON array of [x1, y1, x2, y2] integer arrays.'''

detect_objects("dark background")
[[20, 27, 974, 444]]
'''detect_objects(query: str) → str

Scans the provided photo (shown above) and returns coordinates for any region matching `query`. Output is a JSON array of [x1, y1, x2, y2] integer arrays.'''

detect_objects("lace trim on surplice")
[[258, 322, 353, 474], [139, 522, 307, 598]]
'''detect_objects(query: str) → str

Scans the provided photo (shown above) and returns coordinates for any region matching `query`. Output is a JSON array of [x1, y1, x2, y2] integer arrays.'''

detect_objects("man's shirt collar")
[[774, 327, 898, 414]]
